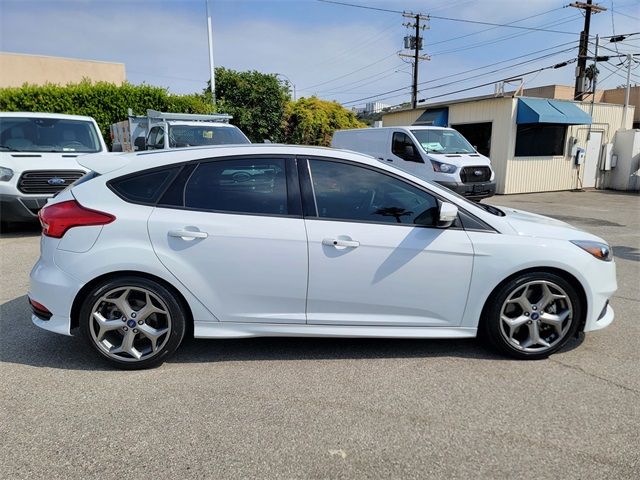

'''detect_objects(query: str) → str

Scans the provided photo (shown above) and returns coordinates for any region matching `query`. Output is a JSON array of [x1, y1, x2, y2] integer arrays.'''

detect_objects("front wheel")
[[79, 276, 186, 369], [482, 272, 582, 360]]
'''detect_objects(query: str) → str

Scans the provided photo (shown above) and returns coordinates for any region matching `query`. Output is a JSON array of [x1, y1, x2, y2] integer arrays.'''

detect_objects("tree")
[[284, 96, 366, 146], [205, 68, 290, 142], [585, 64, 600, 91]]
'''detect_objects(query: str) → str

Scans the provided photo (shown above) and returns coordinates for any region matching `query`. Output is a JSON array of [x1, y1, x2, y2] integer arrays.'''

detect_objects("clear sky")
[[1, 0, 638, 108]]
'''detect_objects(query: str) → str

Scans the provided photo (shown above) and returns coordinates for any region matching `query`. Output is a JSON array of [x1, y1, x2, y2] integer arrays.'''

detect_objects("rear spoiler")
[[77, 152, 132, 174]]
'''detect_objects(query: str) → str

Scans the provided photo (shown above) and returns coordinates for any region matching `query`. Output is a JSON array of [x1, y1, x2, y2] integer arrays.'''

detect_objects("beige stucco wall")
[[0, 52, 126, 87], [602, 86, 640, 123]]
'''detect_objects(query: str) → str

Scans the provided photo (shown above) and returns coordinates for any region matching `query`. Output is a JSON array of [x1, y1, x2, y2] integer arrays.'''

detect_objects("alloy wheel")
[[89, 286, 172, 362], [499, 280, 573, 353]]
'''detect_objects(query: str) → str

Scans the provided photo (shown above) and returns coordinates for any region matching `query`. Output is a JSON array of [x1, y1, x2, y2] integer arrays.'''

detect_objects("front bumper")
[[436, 180, 496, 200], [0, 194, 50, 222]]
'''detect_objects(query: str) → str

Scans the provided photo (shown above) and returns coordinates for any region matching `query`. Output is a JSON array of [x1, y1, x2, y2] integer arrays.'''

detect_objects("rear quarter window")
[[109, 167, 180, 204]]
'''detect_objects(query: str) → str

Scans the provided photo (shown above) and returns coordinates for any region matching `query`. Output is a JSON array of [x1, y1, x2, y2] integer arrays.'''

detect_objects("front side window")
[[515, 124, 566, 157], [411, 129, 475, 154], [0, 117, 101, 153], [391, 132, 422, 162], [183, 158, 288, 215], [308, 160, 439, 226]]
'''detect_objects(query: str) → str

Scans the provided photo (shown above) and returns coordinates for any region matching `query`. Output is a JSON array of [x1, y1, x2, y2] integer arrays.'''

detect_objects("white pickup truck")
[[0, 112, 108, 225], [110, 109, 250, 152]]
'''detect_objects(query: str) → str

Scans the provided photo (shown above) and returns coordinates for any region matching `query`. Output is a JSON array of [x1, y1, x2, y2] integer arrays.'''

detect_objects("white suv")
[[29, 145, 616, 369], [0, 112, 107, 225]]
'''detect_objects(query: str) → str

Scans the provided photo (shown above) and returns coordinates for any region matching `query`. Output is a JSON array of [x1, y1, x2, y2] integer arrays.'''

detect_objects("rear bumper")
[[435, 180, 496, 200], [0, 194, 50, 222]]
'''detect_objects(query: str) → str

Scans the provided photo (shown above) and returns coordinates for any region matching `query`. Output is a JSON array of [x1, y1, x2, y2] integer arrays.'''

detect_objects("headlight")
[[430, 160, 457, 173], [571, 240, 612, 261], [0, 166, 14, 181]]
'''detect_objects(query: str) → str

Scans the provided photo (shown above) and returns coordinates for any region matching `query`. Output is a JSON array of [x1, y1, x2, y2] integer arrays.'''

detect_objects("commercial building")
[[365, 101, 390, 114], [383, 86, 637, 194], [0, 52, 126, 88]]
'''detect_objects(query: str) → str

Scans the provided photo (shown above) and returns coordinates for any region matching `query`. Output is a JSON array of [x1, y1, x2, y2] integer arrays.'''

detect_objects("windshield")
[[0, 117, 102, 153], [411, 129, 475, 154], [168, 125, 250, 148]]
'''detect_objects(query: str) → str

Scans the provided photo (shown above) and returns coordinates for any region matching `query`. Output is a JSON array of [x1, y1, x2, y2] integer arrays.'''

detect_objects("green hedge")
[[0, 80, 215, 146]]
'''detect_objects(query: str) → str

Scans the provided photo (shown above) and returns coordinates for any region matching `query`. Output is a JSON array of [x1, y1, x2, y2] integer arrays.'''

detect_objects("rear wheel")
[[79, 276, 186, 369], [482, 272, 582, 360]]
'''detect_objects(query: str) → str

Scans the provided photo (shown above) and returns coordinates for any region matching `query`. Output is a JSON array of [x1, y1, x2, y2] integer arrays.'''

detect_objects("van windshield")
[[0, 117, 102, 153], [168, 125, 250, 147], [411, 129, 475, 154]]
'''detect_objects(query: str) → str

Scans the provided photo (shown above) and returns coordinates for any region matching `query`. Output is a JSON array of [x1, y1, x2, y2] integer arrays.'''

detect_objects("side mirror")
[[437, 202, 458, 228], [133, 137, 146, 151]]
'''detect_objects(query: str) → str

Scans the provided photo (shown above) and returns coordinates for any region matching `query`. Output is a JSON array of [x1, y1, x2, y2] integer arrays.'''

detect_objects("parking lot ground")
[[1, 189, 639, 480]]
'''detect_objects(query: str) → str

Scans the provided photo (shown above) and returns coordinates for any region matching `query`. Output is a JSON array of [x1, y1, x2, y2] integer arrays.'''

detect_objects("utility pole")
[[205, 0, 215, 103], [400, 13, 430, 109], [570, 1, 607, 101], [622, 53, 634, 128]]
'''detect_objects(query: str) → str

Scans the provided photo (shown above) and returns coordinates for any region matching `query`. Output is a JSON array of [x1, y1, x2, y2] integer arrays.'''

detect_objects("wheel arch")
[[479, 266, 588, 334], [70, 270, 194, 335]]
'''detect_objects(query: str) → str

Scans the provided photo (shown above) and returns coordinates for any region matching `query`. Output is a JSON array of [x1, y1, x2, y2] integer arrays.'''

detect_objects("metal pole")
[[412, 15, 420, 109], [205, 0, 215, 102], [588, 34, 599, 141], [622, 53, 632, 129]]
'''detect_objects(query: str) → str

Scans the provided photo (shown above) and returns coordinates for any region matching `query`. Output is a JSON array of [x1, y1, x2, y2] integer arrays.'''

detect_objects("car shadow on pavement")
[[0, 295, 584, 371], [0, 222, 41, 237]]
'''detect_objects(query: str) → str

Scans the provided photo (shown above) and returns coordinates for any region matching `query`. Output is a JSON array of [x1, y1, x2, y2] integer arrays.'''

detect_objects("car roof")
[[0, 111, 98, 122]]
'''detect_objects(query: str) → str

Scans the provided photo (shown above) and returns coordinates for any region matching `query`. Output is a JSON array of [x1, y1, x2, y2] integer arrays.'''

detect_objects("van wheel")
[[79, 276, 185, 369], [482, 272, 581, 360]]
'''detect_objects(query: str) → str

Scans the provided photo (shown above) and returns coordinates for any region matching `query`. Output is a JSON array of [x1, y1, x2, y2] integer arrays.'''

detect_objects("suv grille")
[[460, 166, 491, 183], [18, 170, 85, 194]]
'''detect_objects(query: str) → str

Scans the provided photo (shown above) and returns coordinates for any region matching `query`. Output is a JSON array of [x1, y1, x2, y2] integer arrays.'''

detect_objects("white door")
[[303, 158, 474, 327], [148, 157, 308, 324], [583, 131, 602, 188]]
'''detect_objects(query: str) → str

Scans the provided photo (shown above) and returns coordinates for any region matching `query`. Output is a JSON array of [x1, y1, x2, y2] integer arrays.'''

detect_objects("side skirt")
[[194, 322, 478, 339]]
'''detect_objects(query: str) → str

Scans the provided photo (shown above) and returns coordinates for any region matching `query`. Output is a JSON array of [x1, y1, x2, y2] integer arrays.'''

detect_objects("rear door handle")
[[168, 229, 208, 240], [322, 238, 360, 248]]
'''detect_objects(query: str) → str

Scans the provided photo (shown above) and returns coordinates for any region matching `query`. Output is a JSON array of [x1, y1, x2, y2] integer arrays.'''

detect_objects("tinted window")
[[111, 167, 179, 204], [391, 132, 422, 162], [168, 125, 249, 147], [308, 160, 439, 226], [184, 158, 288, 215], [515, 124, 566, 156]]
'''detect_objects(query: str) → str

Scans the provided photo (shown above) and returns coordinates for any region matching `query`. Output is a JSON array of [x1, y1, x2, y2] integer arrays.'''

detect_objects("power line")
[[316, 0, 579, 34]]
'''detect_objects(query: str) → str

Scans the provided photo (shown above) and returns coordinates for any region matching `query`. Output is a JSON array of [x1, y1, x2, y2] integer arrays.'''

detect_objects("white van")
[[332, 126, 496, 200]]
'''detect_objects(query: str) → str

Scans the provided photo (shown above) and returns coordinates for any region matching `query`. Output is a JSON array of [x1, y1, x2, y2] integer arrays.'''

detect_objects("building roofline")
[[0, 51, 125, 67]]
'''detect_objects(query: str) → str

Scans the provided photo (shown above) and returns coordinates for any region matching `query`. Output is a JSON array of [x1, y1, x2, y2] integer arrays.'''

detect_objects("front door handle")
[[322, 238, 360, 248], [168, 229, 208, 240]]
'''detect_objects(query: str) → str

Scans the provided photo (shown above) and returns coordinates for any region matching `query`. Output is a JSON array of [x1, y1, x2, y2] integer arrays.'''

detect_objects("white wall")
[[607, 130, 640, 191]]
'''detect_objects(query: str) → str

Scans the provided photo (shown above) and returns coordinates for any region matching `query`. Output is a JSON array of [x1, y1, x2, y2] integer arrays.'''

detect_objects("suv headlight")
[[0, 166, 14, 181], [430, 160, 457, 173], [571, 240, 612, 261]]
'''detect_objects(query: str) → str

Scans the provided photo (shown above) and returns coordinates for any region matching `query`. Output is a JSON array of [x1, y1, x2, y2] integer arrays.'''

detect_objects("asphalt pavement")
[[1, 190, 638, 479]]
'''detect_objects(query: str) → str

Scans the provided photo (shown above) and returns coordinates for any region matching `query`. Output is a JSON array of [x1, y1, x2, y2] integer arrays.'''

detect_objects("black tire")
[[79, 275, 186, 369], [481, 271, 582, 360]]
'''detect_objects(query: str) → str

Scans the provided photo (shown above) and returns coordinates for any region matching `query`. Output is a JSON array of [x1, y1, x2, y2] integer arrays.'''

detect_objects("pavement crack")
[[612, 295, 640, 303], [550, 358, 640, 395]]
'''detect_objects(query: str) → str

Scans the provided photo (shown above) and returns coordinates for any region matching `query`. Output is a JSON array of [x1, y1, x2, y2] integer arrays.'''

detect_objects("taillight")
[[38, 200, 115, 238]]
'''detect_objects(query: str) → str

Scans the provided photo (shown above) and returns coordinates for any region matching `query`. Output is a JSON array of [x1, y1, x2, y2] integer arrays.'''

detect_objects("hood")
[[77, 152, 130, 174], [497, 206, 605, 243], [0, 151, 92, 173], [425, 152, 492, 168]]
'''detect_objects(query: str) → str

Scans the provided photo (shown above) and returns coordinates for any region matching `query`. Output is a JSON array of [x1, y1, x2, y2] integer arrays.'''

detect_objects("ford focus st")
[[29, 145, 616, 369]]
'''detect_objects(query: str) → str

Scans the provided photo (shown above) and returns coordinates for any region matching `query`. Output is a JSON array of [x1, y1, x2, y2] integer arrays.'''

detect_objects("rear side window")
[[180, 158, 288, 215], [110, 167, 179, 204]]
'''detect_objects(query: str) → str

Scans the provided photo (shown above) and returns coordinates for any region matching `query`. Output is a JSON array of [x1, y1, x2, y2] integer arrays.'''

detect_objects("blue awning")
[[413, 107, 448, 127], [516, 98, 592, 125]]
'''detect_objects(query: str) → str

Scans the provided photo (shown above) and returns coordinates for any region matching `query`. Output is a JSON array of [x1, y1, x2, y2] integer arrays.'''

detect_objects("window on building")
[[451, 122, 492, 157], [515, 124, 567, 157]]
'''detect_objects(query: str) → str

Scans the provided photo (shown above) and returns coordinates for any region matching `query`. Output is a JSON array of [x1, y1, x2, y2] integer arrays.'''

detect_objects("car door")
[[300, 157, 474, 327], [388, 131, 424, 177], [147, 156, 309, 324]]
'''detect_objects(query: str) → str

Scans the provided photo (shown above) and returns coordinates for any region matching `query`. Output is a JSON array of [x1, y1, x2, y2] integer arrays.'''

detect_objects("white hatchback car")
[[29, 145, 616, 369]]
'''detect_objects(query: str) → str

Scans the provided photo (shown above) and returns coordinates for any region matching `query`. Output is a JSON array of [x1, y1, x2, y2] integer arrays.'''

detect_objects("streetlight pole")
[[205, 0, 215, 103], [276, 73, 296, 101]]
